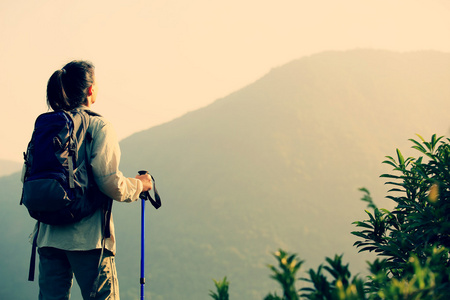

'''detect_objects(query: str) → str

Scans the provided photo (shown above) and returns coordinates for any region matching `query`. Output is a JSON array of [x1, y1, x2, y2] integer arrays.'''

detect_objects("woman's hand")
[[135, 173, 153, 192]]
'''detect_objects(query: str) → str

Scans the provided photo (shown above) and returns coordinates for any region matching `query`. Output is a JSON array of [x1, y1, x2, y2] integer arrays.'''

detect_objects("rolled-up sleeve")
[[89, 118, 143, 202]]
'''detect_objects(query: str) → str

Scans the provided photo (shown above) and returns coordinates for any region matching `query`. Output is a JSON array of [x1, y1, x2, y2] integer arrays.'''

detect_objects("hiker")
[[24, 60, 153, 299]]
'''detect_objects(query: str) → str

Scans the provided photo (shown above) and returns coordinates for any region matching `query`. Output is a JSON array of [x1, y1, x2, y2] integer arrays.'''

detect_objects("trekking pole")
[[140, 188, 146, 299], [138, 170, 162, 300]]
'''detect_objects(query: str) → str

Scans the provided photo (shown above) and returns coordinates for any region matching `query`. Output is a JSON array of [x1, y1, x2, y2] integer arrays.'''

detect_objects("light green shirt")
[[28, 107, 143, 255]]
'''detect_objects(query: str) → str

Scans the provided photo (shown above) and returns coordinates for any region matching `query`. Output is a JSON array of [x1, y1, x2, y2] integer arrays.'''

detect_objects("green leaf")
[[409, 138, 427, 153], [380, 173, 401, 179], [351, 232, 370, 239], [382, 160, 398, 168], [352, 222, 374, 229], [396, 149, 405, 166], [415, 133, 425, 142]]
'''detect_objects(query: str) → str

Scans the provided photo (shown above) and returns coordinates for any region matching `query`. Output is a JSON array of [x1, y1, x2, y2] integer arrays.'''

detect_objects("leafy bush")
[[264, 249, 303, 300], [299, 254, 365, 300], [351, 134, 450, 298], [209, 277, 230, 300], [209, 135, 450, 299]]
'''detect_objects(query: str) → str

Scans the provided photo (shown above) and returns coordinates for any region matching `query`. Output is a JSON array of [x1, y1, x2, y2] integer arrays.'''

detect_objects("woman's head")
[[46, 60, 95, 111]]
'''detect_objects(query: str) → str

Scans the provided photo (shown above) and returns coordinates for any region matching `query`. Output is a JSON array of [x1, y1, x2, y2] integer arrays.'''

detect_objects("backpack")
[[22, 108, 113, 284], [21, 108, 110, 225]]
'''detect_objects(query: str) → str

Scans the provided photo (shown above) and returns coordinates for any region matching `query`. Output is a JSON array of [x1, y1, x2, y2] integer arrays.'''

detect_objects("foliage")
[[209, 277, 230, 300], [299, 254, 365, 300], [264, 249, 303, 300], [208, 135, 450, 299], [352, 134, 450, 297]]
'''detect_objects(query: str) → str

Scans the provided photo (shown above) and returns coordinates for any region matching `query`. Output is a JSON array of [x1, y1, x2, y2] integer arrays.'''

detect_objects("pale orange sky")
[[1, 0, 450, 162]]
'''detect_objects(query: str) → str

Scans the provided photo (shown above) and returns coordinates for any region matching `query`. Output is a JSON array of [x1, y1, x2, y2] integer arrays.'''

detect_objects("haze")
[[1, 0, 449, 162]]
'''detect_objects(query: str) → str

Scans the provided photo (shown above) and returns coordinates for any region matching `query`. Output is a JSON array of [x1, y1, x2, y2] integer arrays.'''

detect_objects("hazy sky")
[[1, 0, 449, 162]]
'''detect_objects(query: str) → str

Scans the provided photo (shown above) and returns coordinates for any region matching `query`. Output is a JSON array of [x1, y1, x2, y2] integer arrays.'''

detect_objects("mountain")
[[0, 159, 22, 177], [1, 49, 450, 299]]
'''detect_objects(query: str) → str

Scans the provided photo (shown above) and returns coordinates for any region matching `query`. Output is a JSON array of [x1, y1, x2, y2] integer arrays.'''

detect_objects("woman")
[[31, 60, 152, 299]]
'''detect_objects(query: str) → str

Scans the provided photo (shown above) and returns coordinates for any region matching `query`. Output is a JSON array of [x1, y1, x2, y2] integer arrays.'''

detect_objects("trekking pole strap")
[[138, 171, 162, 209], [146, 176, 161, 209]]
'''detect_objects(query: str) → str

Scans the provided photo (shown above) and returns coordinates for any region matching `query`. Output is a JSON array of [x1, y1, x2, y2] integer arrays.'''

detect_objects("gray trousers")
[[38, 247, 119, 300]]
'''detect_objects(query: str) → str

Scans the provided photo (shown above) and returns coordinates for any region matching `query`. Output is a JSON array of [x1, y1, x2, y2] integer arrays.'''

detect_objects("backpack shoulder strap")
[[83, 109, 102, 118], [72, 108, 113, 235]]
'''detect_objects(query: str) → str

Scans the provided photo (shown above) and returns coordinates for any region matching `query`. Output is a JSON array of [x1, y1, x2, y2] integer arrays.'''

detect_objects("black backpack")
[[21, 108, 110, 225], [21, 108, 113, 283]]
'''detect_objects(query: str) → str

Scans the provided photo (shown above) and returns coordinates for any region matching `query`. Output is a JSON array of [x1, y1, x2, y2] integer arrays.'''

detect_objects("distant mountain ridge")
[[1, 49, 450, 299]]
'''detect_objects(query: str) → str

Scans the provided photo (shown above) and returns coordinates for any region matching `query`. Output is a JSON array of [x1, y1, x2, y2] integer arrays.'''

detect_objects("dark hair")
[[46, 60, 95, 111]]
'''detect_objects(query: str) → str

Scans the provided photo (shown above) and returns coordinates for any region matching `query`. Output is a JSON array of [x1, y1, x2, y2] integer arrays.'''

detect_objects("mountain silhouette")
[[1, 49, 450, 299]]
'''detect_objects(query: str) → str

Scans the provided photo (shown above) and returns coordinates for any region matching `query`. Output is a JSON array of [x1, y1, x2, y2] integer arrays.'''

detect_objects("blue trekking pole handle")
[[138, 170, 148, 300]]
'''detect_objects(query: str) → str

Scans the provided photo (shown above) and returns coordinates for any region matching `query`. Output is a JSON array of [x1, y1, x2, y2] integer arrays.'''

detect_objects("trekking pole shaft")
[[140, 198, 145, 299]]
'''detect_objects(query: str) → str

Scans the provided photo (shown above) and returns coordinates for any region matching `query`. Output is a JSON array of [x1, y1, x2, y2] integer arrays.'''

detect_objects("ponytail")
[[46, 61, 95, 111], [46, 69, 70, 111]]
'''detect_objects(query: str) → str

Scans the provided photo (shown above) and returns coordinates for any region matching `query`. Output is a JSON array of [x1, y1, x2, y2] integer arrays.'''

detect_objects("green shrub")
[[264, 249, 303, 300], [209, 135, 450, 299], [209, 277, 230, 300]]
